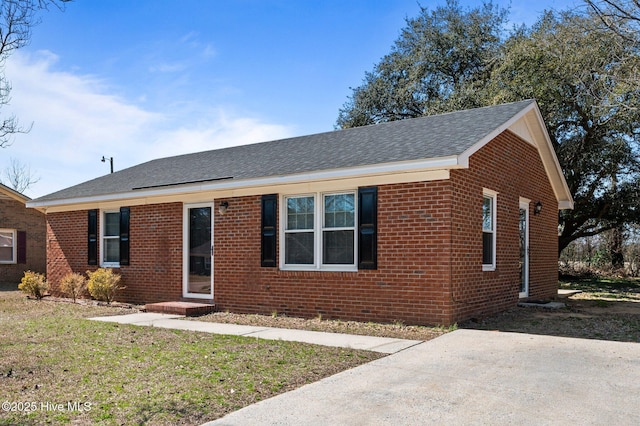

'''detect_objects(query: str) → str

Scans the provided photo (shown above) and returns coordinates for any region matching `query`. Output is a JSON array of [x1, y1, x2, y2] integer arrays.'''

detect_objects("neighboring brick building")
[[0, 183, 46, 285], [29, 100, 573, 325]]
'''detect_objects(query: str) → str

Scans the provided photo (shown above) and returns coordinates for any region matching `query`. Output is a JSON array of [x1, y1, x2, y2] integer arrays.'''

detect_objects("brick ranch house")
[[0, 183, 46, 284], [28, 100, 573, 325]]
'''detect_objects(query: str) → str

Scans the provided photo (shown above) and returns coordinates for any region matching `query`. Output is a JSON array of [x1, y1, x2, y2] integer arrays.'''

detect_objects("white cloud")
[[1, 50, 293, 199], [152, 110, 293, 159]]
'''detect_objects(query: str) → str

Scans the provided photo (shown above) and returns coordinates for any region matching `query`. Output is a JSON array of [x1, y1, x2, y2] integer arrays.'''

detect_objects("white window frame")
[[0, 228, 17, 264], [482, 189, 498, 271], [280, 191, 357, 272], [100, 210, 120, 268]]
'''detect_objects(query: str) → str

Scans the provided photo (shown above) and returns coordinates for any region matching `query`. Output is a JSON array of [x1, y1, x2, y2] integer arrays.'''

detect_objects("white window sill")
[[482, 265, 496, 272], [100, 263, 121, 268], [280, 265, 358, 273]]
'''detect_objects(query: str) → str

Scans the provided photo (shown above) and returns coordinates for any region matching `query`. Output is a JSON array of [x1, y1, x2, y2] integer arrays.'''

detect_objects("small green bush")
[[60, 272, 87, 303], [18, 271, 49, 300], [86, 268, 124, 304]]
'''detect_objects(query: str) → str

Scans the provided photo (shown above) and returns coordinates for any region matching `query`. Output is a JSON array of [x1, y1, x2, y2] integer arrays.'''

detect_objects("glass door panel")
[[184, 205, 212, 298]]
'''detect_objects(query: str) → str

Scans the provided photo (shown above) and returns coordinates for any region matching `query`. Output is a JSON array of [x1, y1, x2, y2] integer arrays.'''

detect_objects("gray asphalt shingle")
[[33, 100, 534, 202]]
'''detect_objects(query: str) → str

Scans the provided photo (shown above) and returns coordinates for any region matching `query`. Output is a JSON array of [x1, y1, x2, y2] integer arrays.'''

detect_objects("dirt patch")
[[461, 296, 640, 342], [192, 312, 450, 341]]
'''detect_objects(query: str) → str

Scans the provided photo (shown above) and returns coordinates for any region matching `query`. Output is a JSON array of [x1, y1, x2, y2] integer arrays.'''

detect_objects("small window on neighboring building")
[[482, 190, 497, 271], [0, 229, 16, 264]]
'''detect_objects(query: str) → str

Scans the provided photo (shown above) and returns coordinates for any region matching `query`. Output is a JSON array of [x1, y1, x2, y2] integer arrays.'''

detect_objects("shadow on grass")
[[460, 277, 640, 343], [559, 275, 640, 293]]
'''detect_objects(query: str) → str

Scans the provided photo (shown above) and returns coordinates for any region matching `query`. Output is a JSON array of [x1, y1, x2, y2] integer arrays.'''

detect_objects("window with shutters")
[[0, 229, 16, 264], [281, 191, 357, 271]]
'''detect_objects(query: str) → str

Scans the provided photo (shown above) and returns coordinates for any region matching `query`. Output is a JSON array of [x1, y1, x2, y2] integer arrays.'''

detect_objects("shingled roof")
[[28, 99, 572, 209]]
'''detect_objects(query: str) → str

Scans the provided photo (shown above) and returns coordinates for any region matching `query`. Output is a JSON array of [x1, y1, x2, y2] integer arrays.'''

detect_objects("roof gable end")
[[0, 183, 29, 204]]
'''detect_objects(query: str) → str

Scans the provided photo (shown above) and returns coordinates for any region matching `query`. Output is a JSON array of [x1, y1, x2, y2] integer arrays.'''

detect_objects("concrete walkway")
[[89, 312, 422, 354], [208, 330, 640, 425]]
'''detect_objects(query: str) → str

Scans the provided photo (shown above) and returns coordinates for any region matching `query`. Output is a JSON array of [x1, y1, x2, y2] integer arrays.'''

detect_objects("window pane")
[[323, 230, 354, 264], [482, 196, 493, 231], [104, 238, 120, 263], [105, 212, 120, 236], [482, 231, 493, 265], [0, 247, 12, 262], [482, 197, 493, 231], [324, 193, 354, 228], [0, 231, 13, 248], [287, 196, 314, 230], [285, 232, 314, 264], [0, 231, 14, 262]]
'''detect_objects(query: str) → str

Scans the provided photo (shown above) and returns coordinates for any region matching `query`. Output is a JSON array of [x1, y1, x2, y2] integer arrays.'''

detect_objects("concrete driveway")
[[208, 329, 640, 425]]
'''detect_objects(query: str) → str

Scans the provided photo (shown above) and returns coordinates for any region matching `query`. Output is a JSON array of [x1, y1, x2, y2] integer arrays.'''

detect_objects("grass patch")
[[559, 276, 640, 300], [0, 288, 381, 425]]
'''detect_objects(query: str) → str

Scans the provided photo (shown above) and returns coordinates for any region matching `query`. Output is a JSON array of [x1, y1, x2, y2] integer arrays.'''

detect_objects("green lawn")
[[0, 288, 381, 425]]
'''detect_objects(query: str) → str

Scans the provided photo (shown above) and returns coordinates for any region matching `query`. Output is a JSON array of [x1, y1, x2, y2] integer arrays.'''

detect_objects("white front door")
[[519, 200, 530, 298], [183, 203, 213, 299]]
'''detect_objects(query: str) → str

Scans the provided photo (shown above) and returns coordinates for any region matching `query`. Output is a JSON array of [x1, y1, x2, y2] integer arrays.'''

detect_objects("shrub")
[[60, 272, 87, 303], [86, 268, 124, 304], [18, 271, 49, 300]]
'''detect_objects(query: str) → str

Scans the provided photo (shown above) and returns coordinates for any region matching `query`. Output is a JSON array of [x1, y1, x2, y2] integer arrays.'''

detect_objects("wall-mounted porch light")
[[534, 201, 543, 215], [218, 201, 229, 215]]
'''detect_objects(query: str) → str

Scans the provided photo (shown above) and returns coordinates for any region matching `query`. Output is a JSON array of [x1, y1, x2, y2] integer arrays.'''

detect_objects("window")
[[323, 193, 355, 265], [285, 196, 315, 265], [91, 208, 130, 267], [283, 192, 356, 270], [482, 190, 497, 270], [102, 211, 120, 265], [0, 229, 16, 264]]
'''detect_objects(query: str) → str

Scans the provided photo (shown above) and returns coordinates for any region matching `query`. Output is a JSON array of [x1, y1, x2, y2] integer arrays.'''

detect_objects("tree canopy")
[[337, 0, 640, 254], [337, 0, 508, 128]]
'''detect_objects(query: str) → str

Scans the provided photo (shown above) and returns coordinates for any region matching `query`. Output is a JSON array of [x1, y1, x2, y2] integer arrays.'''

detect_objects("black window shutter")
[[17, 231, 26, 264], [358, 186, 378, 270], [88, 209, 98, 265], [119, 207, 130, 266], [261, 194, 277, 267]]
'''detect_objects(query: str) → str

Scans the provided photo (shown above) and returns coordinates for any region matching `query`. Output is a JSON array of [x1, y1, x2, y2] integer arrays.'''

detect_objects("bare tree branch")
[[0, 157, 40, 193], [0, 0, 70, 147]]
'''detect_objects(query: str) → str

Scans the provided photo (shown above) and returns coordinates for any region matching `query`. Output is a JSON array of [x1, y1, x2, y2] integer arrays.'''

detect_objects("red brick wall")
[[47, 203, 183, 304], [0, 198, 46, 284], [449, 130, 559, 321], [214, 182, 454, 325]]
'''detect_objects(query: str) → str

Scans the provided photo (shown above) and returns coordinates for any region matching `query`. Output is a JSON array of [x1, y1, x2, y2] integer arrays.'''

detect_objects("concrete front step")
[[144, 301, 215, 316]]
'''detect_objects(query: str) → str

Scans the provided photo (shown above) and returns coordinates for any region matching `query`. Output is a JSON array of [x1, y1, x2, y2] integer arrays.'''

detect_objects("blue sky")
[[2, 0, 582, 198]]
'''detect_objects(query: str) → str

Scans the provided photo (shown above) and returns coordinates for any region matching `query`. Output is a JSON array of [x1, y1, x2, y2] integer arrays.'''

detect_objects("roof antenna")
[[101, 156, 114, 174]]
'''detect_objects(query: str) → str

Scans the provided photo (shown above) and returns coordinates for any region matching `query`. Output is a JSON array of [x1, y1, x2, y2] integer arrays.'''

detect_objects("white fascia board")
[[458, 101, 574, 210], [458, 102, 536, 167], [0, 185, 29, 204], [528, 105, 575, 210], [27, 156, 462, 211]]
